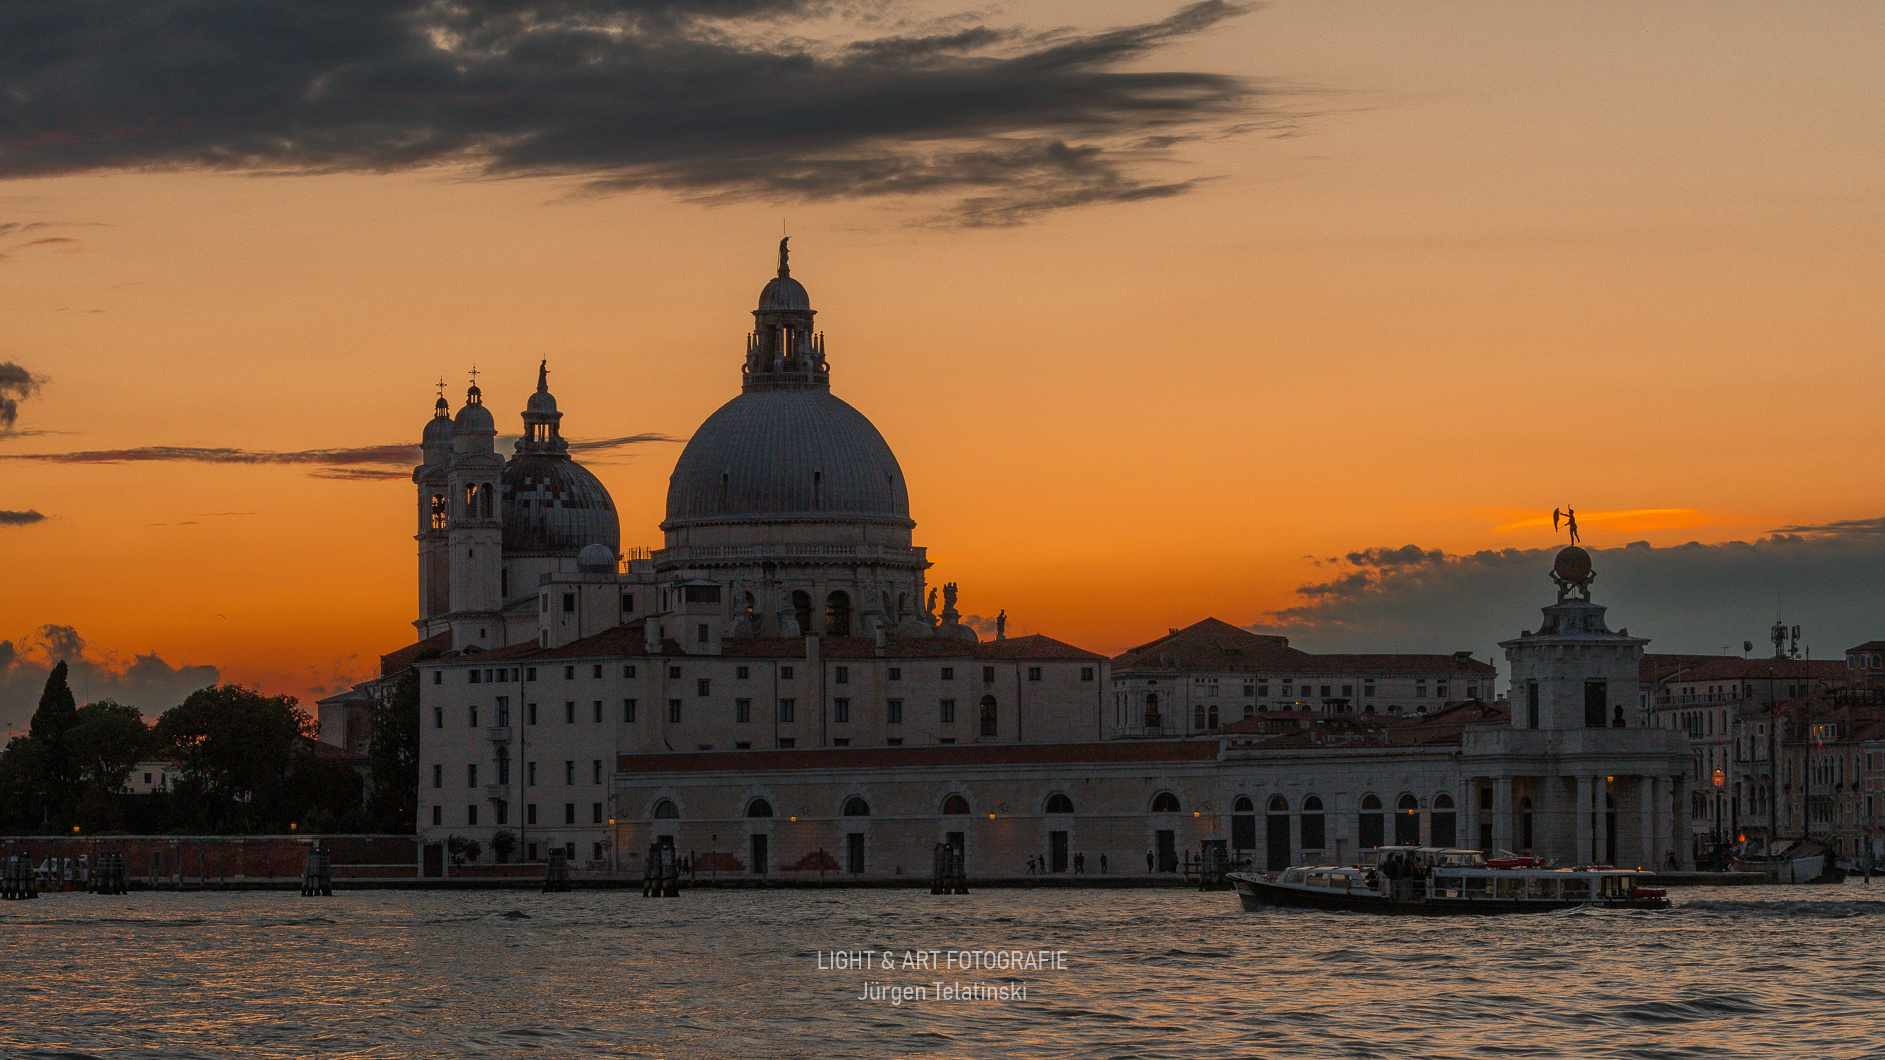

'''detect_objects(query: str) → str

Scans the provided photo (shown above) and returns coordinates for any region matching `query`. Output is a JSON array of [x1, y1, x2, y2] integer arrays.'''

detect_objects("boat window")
[[1526, 877, 1558, 900], [1561, 878, 1591, 901], [1284, 870, 1304, 883], [1432, 875, 1461, 899], [1496, 876, 1526, 900], [1464, 876, 1492, 899], [1600, 876, 1625, 898]]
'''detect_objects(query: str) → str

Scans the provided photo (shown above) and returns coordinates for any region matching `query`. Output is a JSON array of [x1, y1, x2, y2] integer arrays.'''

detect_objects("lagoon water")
[[5, 884, 1885, 1059]]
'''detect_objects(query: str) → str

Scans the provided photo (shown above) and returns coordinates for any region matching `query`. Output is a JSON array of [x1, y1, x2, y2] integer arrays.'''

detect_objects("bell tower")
[[414, 385, 454, 634], [445, 373, 504, 646]]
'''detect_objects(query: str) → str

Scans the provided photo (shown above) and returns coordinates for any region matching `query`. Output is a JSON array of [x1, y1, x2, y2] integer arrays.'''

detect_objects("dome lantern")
[[743, 237, 828, 392]]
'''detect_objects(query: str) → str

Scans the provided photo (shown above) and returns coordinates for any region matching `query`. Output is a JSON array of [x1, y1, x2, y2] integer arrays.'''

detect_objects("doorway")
[[1049, 831, 1069, 873], [750, 833, 768, 875]]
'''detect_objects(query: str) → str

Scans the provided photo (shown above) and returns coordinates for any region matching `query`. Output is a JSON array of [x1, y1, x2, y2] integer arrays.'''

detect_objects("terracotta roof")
[[618, 740, 1220, 775], [1111, 617, 1492, 674], [1639, 653, 1739, 683], [426, 623, 1105, 665], [1846, 641, 1885, 654], [1655, 657, 1845, 684], [380, 630, 453, 677]]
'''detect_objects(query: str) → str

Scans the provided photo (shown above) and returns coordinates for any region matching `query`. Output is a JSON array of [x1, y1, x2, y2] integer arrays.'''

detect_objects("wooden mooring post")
[[542, 849, 572, 893], [930, 843, 967, 896], [641, 845, 679, 896], [300, 848, 333, 896], [90, 852, 127, 895], [2, 853, 38, 900]]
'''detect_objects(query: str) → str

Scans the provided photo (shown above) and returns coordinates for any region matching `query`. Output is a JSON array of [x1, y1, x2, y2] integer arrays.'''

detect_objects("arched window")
[[746, 798, 774, 818], [842, 796, 870, 817], [1233, 796, 1254, 813], [1268, 795, 1288, 813], [1151, 791, 1181, 813], [942, 794, 971, 815], [430, 494, 448, 530], [1358, 793, 1385, 848], [1144, 693, 1161, 729], [825, 590, 852, 636], [1430, 793, 1457, 847], [791, 591, 813, 636], [652, 799, 679, 819], [1520, 795, 1535, 849], [979, 696, 998, 737], [1045, 793, 1074, 815], [1301, 794, 1326, 850], [464, 483, 478, 519], [478, 482, 493, 519], [1231, 795, 1256, 850], [1394, 793, 1420, 845]]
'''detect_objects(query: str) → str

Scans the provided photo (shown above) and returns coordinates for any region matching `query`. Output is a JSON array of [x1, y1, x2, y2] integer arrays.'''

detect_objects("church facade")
[[405, 246, 1692, 876]]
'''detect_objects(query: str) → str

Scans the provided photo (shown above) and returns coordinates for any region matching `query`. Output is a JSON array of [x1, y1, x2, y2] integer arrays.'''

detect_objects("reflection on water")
[[6, 885, 1885, 1059]]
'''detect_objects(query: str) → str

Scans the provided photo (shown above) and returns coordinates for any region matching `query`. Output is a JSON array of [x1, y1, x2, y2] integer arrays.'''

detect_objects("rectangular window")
[[1028, 667, 1043, 682], [527, 702, 538, 725], [1437, 681, 1449, 699], [1527, 681, 1540, 729], [592, 700, 603, 723], [496, 697, 509, 727], [736, 666, 750, 680], [470, 670, 480, 685], [540, 594, 549, 613], [833, 697, 850, 723], [779, 698, 796, 723], [697, 678, 711, 697], [592, 760, 602, 784], [593, 664, 603, 679], [623, 665, 637, 679], [835, 666, 849, 684], [525, 667, 536, 682], [668, 699, 682, 723], [832, 738, 850, 746], [527, 803, 538, 825], [564, 760, 575, 785], [564, 803, 576, 825], [983, 666, 996, 683], [778, 738, 796, 748], [433, 707, 443, 729], [698, 623, 710, 644], [495, 801, 508, 825], [941, 667, 954, 681], [1341, 685, 1352, 697], [564, 665, 575, 680], [668, 665, 682, 679], [564, 702, 575, 724], [780, 665, 795, 680], [940, 698, 956, 723], [527, 761, 537, 786], [621, 592, 634, 613], [468, 804, 478, 826], [1082, 668, 1095, 682], [888, 667, 902, 681], [1585, 680, 1608, 728], [887, 699, 903, 724], [939, 737, 956, 745], [592, 802, 604, 824], [735, 741, 751, 749], [1319, 685, 1330, 698], [432, 805, 442, 826], [623, 698, 637, 723], [887, 737, 903, 746], [432, 671, 442, 685], [562, 593, 575, 612], [432, 764, 443, 789], [1258, 683, 1270, 697], [736, 698, 752, 723], [468, 705, 479, 727], [467, 763, 478, 787]]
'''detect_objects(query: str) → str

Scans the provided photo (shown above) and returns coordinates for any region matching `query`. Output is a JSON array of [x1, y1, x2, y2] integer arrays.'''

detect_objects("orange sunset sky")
[[2, 0, 1881, 721]]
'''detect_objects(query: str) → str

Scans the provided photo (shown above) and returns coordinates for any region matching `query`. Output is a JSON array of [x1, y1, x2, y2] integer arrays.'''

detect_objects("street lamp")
[[1712, 768, 1726, 869]]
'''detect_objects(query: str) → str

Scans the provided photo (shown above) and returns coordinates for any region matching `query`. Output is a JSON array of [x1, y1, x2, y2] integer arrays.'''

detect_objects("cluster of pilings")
[[931, 843, 968, 895], [642, 845, 679, 897], [542, 850, 572, 893], [2, 853, 37, 900], [300, 849, 333, 896], [90, 853, 127, 895]]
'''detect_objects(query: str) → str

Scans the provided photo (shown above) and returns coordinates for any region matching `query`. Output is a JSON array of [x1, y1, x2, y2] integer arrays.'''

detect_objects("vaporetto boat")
[[1228, 846, 1671, 915]]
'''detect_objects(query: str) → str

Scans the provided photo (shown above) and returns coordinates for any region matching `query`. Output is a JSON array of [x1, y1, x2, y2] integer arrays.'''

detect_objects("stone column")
[[1637, 775, 1656, 868], [1461, 778, 1480, 852], [1574, 775, 1594, 865], [1492, 777, 1513, 853]]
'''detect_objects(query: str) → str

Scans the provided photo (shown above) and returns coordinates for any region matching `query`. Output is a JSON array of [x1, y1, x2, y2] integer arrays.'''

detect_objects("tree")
[[27, 660, 81, 817], [155, 684, 310, 832], [445, 835, 482, 866], [68, 700, 151, 794], [366, 669, 421, 831], [490, 829, 517, 864], [285, 749, 367, 832]]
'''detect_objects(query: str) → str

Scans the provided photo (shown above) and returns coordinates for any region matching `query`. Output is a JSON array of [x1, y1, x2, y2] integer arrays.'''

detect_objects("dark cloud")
[[0, 433, 678, 479], [0, 509, 46, 525], [0, 0, 1271, 224], [0, 624, 220, 734], [1251, 522, 1885, 664], [0, 361, 44, 432]]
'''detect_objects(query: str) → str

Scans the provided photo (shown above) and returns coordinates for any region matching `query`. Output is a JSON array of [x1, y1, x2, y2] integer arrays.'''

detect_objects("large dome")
[[664, 389, 911, 528], [502, 452, 620, 554]]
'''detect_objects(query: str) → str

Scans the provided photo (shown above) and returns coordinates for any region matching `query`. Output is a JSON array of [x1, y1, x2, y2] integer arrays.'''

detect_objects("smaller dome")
[[455, 402, 495, 433], [1553, 545, 1593, 586], [422, 415, 454, 446], [577, 543, 616, 572], [527, 389, 559, 414], [759, 275, 810, 312]]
